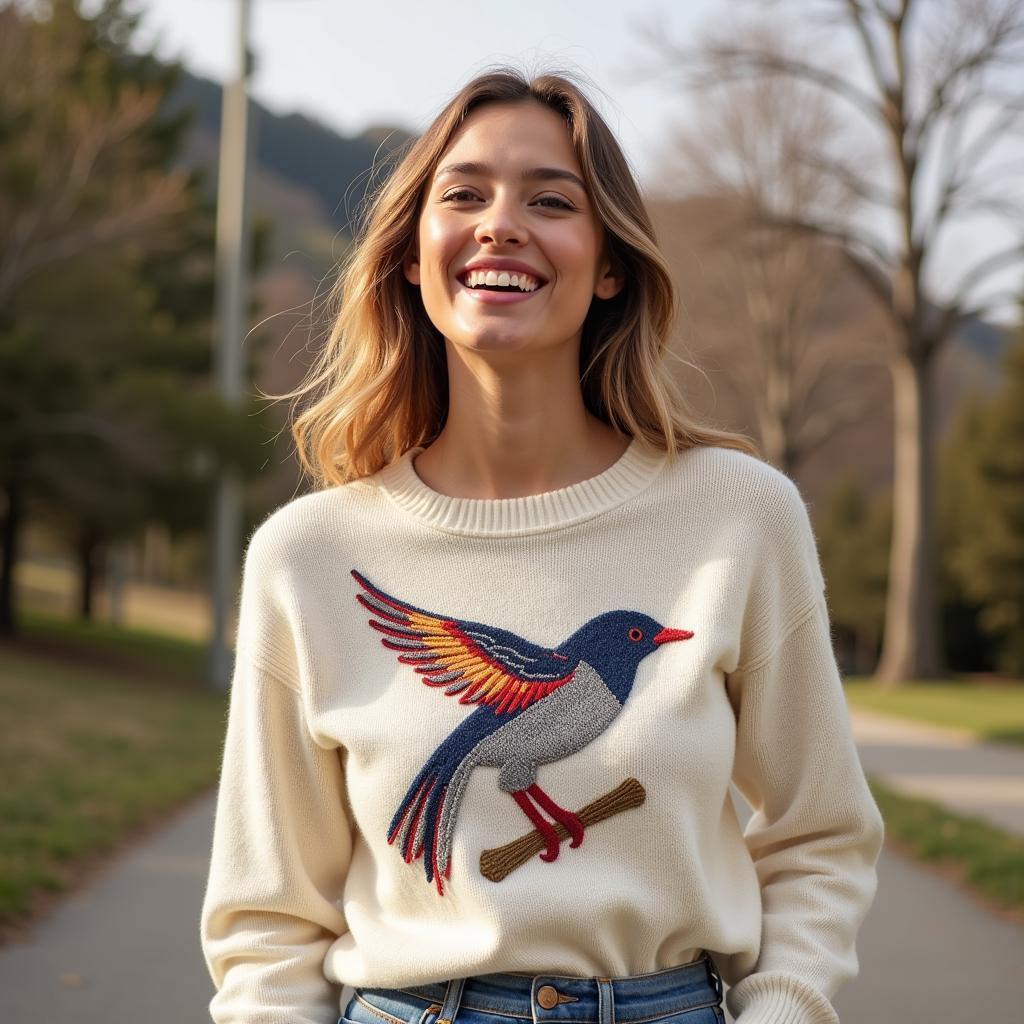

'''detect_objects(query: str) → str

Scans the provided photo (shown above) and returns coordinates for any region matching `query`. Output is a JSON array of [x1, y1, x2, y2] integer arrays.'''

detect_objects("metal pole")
[[207, 0, 253, 691]]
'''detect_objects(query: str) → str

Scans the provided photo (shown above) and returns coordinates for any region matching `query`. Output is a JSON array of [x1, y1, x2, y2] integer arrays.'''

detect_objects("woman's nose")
[[473, 197, 528, 246]]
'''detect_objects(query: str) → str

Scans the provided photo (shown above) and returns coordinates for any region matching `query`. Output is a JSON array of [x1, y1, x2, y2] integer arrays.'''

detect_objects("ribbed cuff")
[[727, 973, 839, 1024]]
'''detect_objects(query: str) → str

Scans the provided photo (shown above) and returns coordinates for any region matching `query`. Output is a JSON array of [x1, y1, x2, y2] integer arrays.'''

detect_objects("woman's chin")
[[448, 328, 538, 354]]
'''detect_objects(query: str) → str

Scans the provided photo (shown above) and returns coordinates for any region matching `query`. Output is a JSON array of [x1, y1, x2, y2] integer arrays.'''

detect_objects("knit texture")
[[199, 438, 884, 1024]]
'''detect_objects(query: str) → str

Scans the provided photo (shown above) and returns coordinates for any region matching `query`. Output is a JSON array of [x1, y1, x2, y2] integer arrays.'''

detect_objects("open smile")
[[455, 276, 548, 305]]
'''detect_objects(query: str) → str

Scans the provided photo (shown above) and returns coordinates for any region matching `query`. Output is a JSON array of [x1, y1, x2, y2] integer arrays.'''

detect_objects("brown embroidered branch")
[[479, 777, 647, 882]]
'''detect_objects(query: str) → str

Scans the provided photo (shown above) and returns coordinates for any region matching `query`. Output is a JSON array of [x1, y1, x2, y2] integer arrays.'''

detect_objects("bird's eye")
[[628, 627, 643, 642]]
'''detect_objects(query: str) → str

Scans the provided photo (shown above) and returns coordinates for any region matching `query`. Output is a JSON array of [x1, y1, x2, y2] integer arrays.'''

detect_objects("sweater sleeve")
[[199, 525, 354, 1024], [723, 477, 885, 1024]]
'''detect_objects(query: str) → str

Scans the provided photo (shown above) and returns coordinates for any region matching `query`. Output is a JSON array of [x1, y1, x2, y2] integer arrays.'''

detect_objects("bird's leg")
[[526, 783, 584, 848], [511, 790, 562, 862]]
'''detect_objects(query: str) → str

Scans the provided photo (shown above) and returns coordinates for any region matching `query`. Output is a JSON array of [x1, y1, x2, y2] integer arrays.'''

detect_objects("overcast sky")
[[119, 0, 715, 187]]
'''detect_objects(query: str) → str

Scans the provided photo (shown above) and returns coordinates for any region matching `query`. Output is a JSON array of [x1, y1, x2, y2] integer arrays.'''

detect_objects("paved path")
[[849, 707, 1024, 836], [1, 708, 1022, 1023], [0, 794, 217, 1024]]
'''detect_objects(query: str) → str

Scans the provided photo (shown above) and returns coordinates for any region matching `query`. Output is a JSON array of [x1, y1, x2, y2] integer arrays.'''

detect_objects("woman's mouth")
[[455, 268, 548, 304]]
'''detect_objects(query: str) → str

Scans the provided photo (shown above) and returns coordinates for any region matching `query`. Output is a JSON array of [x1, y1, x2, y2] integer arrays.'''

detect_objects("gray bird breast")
[[474, 661, 621, 792]]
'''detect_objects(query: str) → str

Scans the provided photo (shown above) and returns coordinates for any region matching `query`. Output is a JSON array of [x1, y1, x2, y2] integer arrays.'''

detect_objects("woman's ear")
[[403, 248, 421, 286], [594, 256, 624, 300]]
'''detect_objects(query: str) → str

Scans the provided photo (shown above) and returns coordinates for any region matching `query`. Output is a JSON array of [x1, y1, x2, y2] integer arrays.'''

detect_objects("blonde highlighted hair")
[[274, 67, 761, 489]]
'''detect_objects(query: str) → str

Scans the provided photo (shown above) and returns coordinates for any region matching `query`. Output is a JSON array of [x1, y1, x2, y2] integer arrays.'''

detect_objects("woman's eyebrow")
[[433, 161, 586, 191]]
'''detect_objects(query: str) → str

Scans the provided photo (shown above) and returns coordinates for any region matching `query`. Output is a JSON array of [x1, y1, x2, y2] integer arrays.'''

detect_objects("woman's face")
[[404, 100, 622, 358]]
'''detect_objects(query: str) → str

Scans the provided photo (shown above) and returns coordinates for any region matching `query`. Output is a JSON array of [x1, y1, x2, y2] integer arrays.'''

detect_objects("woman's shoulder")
[[664, 442, 808, 524], [670, 443, 825, 595], [241, 475, 383, 572]]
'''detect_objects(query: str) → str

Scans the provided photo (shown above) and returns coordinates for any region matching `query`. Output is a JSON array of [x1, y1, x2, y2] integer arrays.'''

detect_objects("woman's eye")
[[439, 191, 576, 209], [534, 196, 574, 210]]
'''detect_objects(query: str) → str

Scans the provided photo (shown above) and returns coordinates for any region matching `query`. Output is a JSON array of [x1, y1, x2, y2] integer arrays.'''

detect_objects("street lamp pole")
[[208, 0, 253, 690]]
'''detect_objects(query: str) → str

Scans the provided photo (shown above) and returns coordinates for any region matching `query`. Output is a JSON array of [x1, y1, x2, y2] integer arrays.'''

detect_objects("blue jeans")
[[338, 951, 726, 1024]]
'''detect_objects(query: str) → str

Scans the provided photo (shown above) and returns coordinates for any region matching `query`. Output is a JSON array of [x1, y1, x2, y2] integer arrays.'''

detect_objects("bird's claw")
[[562, 810, 584, 847], [538, 810, 585, 860], [514, 784, 586, 862], [537, 820, 562, 861]]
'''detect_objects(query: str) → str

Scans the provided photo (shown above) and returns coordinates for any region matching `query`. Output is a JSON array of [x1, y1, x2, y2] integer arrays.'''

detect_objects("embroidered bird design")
[[351, 568, 694, 895]]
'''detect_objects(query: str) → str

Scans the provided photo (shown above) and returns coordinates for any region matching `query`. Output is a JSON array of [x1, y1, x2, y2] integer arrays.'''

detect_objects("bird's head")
[[562, 610, 694, 683]]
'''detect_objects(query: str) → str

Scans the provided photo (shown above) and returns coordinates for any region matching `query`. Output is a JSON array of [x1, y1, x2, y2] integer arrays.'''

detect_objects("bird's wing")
[[351, 569, 575, 715]]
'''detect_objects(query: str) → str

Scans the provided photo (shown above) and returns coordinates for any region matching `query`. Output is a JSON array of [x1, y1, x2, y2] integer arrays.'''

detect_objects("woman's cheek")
[[420, 213, 459, 265]]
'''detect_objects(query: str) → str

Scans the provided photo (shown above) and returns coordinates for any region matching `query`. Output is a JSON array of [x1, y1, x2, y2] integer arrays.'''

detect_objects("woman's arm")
[[724, 477, 885, 1024], [200, 525, 354, 1024]]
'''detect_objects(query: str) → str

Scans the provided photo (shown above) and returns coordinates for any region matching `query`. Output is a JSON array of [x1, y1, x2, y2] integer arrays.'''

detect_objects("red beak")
[[653, 627, 694, 645]]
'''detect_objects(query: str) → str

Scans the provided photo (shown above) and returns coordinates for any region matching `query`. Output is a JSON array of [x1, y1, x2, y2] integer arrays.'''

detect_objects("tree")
[[816, 470, 890, 674], [939, 322, 1024, 675], [644, 0, 1024, 685], [0, 0, 269, 634], [0, 0, 191, 305], [650, 30, 889, 475]]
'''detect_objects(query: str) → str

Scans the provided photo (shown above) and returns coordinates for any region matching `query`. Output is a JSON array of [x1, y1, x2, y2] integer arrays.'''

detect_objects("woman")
[[200, 68, 884, 1024]]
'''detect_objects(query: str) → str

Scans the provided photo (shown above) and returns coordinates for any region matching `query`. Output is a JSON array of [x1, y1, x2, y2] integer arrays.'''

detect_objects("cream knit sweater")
[[199, 438, 884, 1024]]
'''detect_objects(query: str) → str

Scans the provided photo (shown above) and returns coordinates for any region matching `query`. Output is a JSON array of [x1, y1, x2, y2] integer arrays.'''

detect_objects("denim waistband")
[[357, 950, 724, 1024]]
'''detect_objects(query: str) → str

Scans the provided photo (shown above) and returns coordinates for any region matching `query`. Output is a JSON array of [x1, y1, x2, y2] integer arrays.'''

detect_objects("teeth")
[[464, 269, 540, 291]]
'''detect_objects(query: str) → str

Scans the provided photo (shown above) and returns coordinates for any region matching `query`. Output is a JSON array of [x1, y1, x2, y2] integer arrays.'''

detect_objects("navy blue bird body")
[[351, 569, 694, 894]]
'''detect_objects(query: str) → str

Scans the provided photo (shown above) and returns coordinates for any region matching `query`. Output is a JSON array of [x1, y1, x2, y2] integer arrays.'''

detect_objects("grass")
[[16, 606, 208, 684], [844, 676, 1024, 748], [867, 776, 1024, 917], [845, 675, 1024, 917], [0, 617, 227, 933]]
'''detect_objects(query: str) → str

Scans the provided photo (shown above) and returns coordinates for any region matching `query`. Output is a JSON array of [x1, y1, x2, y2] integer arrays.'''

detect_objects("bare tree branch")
[[761, 213, 894, 280], [797, 393, 876, 452], [640, 25, 888, 129], [794, 148, 900, 208], [0, 173, 188, 303], [929, 104, 1024, 246], [912, 1, 1024, 148], [943, 190, 1024, 224], [0, 10, 190, 305], [846, 0, 896, 98], [949, 241, 1024, 298], [944, 293, 1023, 333]]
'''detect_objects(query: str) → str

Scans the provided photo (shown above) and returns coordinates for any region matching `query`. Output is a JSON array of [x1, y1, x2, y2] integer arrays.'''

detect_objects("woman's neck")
[[411, 418, 632, 501]]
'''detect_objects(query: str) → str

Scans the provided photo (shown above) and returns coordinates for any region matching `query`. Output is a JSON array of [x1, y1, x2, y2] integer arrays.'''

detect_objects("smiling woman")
[[404, 101, 622, 372], [272, 67, 762, 489], [200, 67, 884, 1024]]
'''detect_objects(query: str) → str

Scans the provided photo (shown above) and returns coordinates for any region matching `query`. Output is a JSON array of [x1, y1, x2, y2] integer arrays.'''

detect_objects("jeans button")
[[536, 985, 560, 1010]]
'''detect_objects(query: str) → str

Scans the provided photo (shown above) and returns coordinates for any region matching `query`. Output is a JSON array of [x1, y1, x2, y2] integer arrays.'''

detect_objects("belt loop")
[[703, 951, 723, 1000], [436, 976, 467, 1024], [596, 978, 614, 1024]]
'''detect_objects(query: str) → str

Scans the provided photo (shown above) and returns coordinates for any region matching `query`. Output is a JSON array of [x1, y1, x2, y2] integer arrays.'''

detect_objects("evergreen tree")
[[0, 0, 270, 633], [940, 323, 1024, 675], [816, 471, 890, 676]]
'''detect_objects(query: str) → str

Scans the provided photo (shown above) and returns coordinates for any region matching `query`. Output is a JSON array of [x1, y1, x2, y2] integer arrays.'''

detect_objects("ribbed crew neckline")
[[375, 436, 670, 536]]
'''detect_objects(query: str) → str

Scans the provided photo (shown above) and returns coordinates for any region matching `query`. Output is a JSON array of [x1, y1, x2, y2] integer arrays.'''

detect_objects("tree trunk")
[[0, 450, 26, 636], [856, 625, 876, 677], [874, 349, 946, 686], [77, 522, 101, 620]]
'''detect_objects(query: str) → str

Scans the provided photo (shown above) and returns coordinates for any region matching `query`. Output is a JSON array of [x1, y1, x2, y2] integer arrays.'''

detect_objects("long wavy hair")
[[273, 67, 761, 488]]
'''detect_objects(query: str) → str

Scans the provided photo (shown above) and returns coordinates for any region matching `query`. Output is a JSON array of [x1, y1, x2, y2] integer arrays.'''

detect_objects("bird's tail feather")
[[387, 731, 483, 894]]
